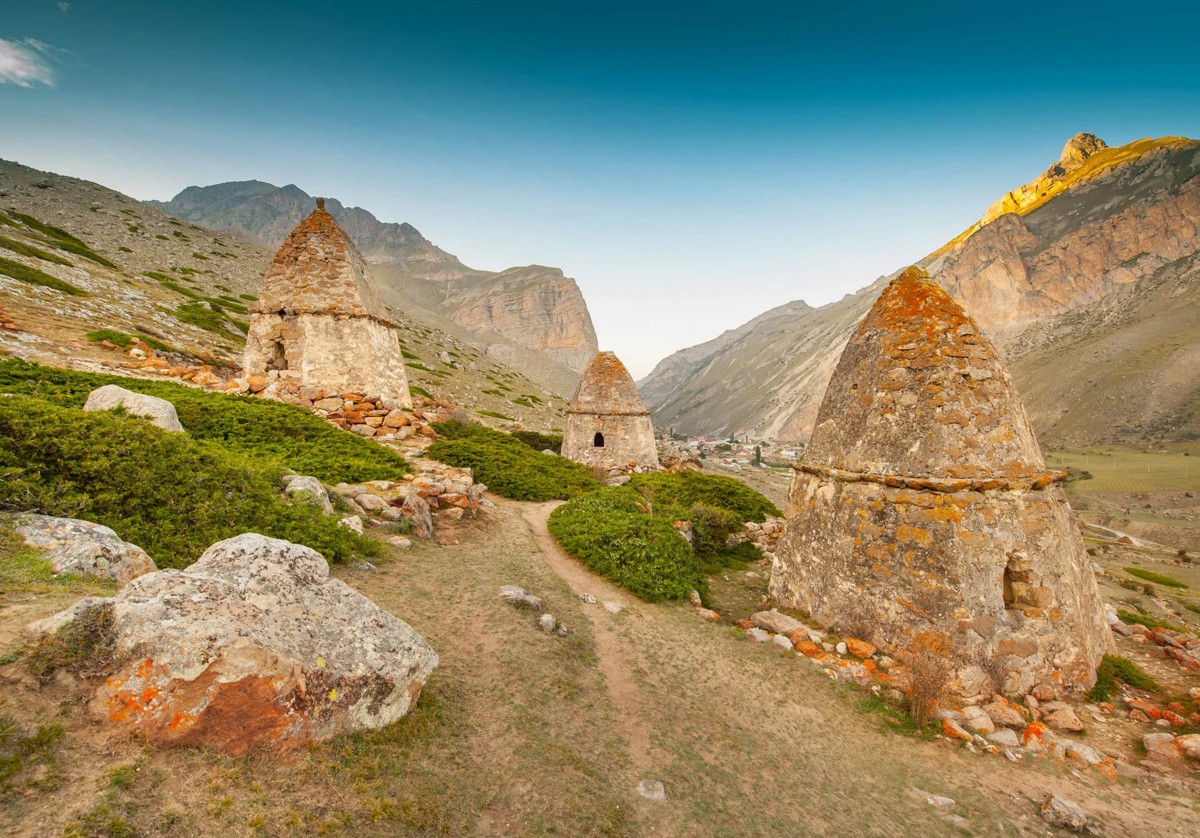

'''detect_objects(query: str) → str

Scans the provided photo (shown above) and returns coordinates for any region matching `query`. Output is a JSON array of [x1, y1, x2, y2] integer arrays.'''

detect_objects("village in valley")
[[2, 4, 1200, 837]]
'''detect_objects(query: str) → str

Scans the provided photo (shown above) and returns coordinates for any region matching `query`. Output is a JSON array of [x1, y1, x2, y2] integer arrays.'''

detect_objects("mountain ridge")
[[150, 180, 599, 387], [641, 134, 1200, 447]]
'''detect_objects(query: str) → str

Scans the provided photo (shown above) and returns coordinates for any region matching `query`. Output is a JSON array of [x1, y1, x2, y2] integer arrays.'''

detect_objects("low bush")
[[511, 430, 563, 455], [548, 488, 703, 602], [5, 211, 117, 269], [1124, 567, 1188, 589], [174, 302, 247, 338], [0, 359, 409, 483], [629, 471, 781, 523], [85, 329, 172, 353], [0, 395, 377, 567], [1088, 654, 1159, 702], [1116, 609, 1187, 633], [0, 255, 87, 296], [547, 472, 780, 601], [0, 234, 71, 266], [428, 421, 599, 501]]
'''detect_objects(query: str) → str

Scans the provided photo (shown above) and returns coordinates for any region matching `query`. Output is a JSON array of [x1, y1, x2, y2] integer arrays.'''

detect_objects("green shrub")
[[0, 395, 377, 567], [428, 422, 599, 501], [548, 488, 702, 602], [477, 409, 514, 421], [0, 234, 71, 265], [511, 430, 563, 455], [1116, 609, 1188, 633], [85, 329, 175, 354], [409, 385, 432, 399], [5, 211, 117, 269], [1087, 654, 1160, 702], [0, 255, 87, 296], [0, 359, 408, 483], [1124, 567, 1188, 589], [174, 302, 247, 337], [629, 471, 781, 523]]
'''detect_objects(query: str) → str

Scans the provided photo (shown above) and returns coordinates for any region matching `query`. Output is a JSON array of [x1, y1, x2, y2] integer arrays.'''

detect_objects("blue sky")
[[3, 1, 1199, 377]]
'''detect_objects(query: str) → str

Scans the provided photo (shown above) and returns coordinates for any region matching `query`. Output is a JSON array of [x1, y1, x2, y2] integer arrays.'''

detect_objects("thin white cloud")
[[58, 2, 71, 13], [0, 38, 60, 87]]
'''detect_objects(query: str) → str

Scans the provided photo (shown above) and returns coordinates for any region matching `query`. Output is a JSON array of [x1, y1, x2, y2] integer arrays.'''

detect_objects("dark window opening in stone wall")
[[266, 339, 287, 372], [593, 432, 605, 448]]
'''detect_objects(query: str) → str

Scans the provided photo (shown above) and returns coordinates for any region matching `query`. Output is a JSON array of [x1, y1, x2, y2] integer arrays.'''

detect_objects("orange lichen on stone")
[[771, 266, 1111, 699]]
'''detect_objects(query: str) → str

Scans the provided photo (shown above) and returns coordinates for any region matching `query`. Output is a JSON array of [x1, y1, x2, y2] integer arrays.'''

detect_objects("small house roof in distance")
[[568, 351, 650, 416], [253, 198, 389, 322], [805, 266, 1046, 481]]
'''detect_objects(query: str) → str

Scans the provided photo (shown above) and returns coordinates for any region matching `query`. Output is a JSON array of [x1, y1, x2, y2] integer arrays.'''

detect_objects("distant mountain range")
[[150, 182, 598, 392], [640, 134, 1200, 447]]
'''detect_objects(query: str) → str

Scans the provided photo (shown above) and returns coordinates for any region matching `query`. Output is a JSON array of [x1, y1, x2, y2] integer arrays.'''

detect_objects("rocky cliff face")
[[440, 265, 599, 373], [642, 134, 1200, 447], [151, 181, 599, 388]]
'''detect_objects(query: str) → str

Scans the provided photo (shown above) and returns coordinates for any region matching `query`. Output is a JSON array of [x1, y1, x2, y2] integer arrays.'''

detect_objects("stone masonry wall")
[[561, 412, 660, 472], [243, 312, 411, 408]]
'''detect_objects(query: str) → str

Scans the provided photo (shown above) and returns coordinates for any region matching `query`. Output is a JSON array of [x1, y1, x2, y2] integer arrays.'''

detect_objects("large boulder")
[[83, 385, 184, 433], [31, 533, 437, 754], [13, 513, 155, 584]]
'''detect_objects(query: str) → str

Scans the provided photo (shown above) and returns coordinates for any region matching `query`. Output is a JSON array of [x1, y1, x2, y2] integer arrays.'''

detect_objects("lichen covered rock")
[[82, 384, 184, 433], [771, 267, 1112, 697], [34, 533, 437, 754], [13, 513, 155, 584]]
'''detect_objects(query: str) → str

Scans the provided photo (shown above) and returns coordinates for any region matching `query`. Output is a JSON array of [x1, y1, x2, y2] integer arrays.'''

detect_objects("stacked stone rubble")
[[562, 351, 659, 472], [770, 267, 1112, 697]]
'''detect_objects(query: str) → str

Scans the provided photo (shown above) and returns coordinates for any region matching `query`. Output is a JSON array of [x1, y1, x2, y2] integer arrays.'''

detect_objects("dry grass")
[[3, 505, 1200, 836]]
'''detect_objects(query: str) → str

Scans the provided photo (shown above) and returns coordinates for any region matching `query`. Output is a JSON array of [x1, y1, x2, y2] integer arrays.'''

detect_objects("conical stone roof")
[[568, 351, 649, 416], [806, 266, 1046, 481], [253, 199, 389, 322]]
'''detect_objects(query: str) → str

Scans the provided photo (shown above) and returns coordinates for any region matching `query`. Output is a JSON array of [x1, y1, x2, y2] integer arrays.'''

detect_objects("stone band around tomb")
[[565, 408, 650, 417], [794, 463, 1067, 492]]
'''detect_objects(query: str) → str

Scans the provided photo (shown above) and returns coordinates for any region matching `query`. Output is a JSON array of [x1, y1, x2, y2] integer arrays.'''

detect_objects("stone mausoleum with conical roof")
[[771, 267, 1111, 697], [562, 351, 660, 472], [243, 198, 411, 405]]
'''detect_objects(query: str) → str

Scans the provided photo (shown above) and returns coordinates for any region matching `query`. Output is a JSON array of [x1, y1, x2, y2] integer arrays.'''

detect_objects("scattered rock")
[[401, 492, 433, 539], [498, 585, 543, 611], [33, 533, 437, 754], [355, 493, 388, 514], [637, 780, 666, 801], [83, 385, 184, 433], [844, 637, 876, 658], [388, 536, 413, 549], [1043, 706, 1084, 732], [579, 593, 597, 604], [1040, 794, 1091, 833], [538, 613, 557, 632], [282, 475, 334, 515], [771, 634, 794, 651], [747, 627, 772, 642], [911, 787, 955, 808], [696, 608, 721, 622], [12, 513, 155, 584], [985, 728, 1020, 748], [750, 609, 808, 636], [338, 515, 364, 535]]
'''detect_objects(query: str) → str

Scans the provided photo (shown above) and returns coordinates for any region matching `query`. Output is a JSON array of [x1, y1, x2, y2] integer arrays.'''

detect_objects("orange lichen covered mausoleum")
[[561, 351, 659, 472], [771, 267, 1111, 697]]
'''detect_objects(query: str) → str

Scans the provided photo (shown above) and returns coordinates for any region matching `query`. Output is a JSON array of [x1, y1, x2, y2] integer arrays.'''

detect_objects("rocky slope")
[[642, 134, 1200, 447], [0, 158, 570, 430], [150, 181, 598, 390]]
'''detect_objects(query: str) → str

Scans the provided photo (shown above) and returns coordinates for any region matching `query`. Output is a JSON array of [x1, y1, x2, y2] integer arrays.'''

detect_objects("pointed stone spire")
[[771, 266, 1112, 698], [561, 351, 659, 471], [252, 199, 388, 322]]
